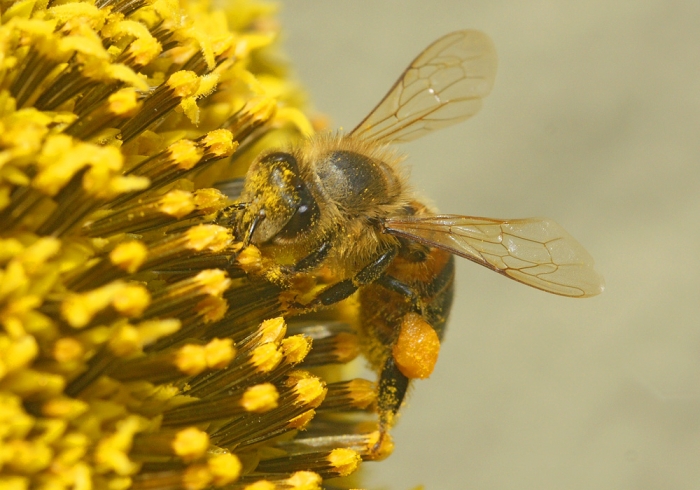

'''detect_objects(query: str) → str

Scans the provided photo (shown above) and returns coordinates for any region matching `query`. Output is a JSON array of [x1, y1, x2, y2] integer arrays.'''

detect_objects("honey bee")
[[232, 30, 604, 451]]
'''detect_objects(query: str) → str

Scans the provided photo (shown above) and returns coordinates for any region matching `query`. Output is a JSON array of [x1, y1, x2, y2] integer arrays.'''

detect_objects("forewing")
[[350, 30, 497, 144], [384, 215, 604, 297]]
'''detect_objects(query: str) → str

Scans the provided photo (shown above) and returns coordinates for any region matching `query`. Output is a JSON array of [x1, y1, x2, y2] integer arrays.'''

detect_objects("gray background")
[[278, 2, 700, 489]]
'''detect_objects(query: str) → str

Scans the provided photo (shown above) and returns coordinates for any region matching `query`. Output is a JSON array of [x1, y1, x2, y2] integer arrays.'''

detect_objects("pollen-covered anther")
[[287, 371, 327, 409], [257, 317, 287, 344], [159, 190, 196, 218], [61, 281, 151, 328], [175, 344, 209, 376], [196, 296, 229, 323], [112, 283, 151, 317], [236, 245, 262, 272], [199, 129, 237, 160], [131, 427, 209, 462], [162, 381, 278, 427], [52, 337, 84, 363], [1, 369, 65, 398], [194, 269, 232, 297], [255, 448, 361, 479], [223, 96, 277, 143], [208, 453, 242, 486], [285, 471, 323, 490], [241, 383, 279, 413], [192, 188, 229, 214], [300, 331, 360, 367], [140, 269, 230, 320], [64, 88, 144, 139], [204, 338, 236, 369], [41, 396, 89, 419], [317, 379, 376, 412], [186, 225, 234, 252], [169, 139, 204, 171], [121, 34, 163, 68], [0, 335, 38, 374], [107, 318, 180, 357], [108, 343, 205, 383], [241, 481, 275, 490], [280, 335, 312, 365], [93, 414, 144, 475], [109, 240, 148, 274], [287, 410, 316, 430], [251, 342, 284, 373], [118, 71, 201, 143]]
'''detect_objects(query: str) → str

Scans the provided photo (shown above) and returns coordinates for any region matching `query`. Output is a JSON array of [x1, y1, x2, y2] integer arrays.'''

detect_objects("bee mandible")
[[232, 30, 604, 452]]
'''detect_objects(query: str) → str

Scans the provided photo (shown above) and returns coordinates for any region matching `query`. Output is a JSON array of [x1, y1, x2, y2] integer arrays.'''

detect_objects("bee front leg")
[[288, 240, 332, 273], [292, 247, 398, 311]]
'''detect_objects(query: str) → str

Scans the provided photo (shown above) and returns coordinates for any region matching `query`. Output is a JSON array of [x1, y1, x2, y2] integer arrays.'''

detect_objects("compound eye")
[[260, 152, 299, 170], [276, 182, 320, 239]]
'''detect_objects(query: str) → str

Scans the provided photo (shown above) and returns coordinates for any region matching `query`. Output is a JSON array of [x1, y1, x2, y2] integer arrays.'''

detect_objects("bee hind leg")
[[376, 274, 425, 315], [367, 355, 410, 460]]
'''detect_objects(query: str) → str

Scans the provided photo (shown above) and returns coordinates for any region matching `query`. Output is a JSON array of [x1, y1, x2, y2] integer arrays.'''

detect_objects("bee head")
[[237, 151, 320, 245]]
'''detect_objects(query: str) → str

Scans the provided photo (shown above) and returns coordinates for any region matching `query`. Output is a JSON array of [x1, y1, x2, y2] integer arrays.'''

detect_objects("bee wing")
[[350, 30, 497, 144], [384, 215, 604, 297]]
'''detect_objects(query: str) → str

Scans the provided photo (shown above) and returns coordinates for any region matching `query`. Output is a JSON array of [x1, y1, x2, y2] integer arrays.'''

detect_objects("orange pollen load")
[[391, 312, 441, 379]]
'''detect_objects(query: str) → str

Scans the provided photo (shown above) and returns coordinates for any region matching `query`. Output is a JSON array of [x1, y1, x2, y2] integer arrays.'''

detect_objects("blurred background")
[[278, 2, 700, 489]]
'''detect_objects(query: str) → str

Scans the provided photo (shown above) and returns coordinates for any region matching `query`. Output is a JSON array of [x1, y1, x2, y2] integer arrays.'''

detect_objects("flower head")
[[0, 1, 391, 488]]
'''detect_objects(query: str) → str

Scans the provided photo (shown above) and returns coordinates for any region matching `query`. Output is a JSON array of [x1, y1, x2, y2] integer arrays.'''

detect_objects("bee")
[[233, 30, 604, 452]]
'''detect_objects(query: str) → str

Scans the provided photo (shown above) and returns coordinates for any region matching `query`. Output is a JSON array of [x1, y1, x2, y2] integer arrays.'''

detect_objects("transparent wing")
[[384, 215, 604, 297], [350, 30, 497, 144]]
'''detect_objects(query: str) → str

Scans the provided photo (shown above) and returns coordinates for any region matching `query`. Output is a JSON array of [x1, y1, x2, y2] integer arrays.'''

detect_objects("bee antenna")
[[244, 209, 266, 246]]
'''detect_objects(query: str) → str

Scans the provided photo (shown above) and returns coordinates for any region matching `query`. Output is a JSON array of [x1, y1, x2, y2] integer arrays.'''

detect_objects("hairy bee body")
[[239, 133, 410, 280], [232, 30, 603, 453]]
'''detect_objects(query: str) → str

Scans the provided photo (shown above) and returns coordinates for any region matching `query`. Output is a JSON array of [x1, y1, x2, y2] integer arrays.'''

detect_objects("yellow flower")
[[0, 1, 390, 488]]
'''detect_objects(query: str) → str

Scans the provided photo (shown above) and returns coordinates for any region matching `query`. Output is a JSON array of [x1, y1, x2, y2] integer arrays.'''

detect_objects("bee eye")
[[261, 152, 298, 170], [276, 182, 320, 239]]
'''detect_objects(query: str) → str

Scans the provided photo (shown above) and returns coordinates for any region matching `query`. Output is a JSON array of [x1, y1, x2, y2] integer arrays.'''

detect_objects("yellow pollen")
[[172, 427, 209, 461], [167, 71, 201, 98], [259, 317, 287, 344], [208, 453, 242, 486], [175, 344, 207, 376], [169, 139, 203, 170], [201, 129, 236, 157], [328, 448, 361, 477], [286, 471, 322, 490], [287, 410, 315, 430], [241, 383, 279, 413], [281, 335, 312, 364], [159, 190, 196, 218], [186, 225, 232, 252], [194, 269, 231, 297], [250, 343, 282, 373], [204, 338, 235, 369], [244, 481, 275, 490], [107, 89, 140, 116], [109, 241, 147, 273], [392, 312, 441, 379]]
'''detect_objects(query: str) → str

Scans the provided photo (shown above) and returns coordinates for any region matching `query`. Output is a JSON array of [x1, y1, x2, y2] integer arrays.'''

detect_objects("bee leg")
[[370, 355, 410, 457], [294, 247, 398, 310], [371, 312, 442, 458], [376, 274, 425, 315], [289, 240, 332, 273]]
